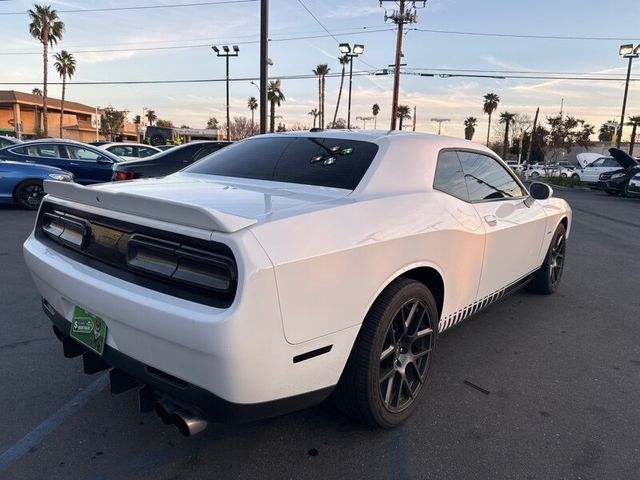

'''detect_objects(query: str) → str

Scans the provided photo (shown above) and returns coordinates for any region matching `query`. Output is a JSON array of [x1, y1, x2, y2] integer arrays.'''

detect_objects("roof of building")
[[0, 90, 94, 114]]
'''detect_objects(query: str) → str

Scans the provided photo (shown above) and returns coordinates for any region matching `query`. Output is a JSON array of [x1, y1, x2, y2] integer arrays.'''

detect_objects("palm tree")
[[627, 115, 640, 156], [308, 108, 319, 128], [331, 55, 349, 128], [145, 109, 157, 126], [397, 105, 411, 130], [267, 80, 285, 133], [31, 88, 43, 96], [464, 117, 478, 140], [482, 93, 500, 146], [53, 50, 76, 138], [372, 103, 380, 129], [499, 112, 516, 159], [313, 64, 330, 128], [28, 4, 65, 137], [248, 96, 258, 130]]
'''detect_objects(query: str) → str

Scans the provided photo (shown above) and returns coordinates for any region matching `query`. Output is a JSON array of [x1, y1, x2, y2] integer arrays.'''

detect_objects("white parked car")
[[572, 153, 625, 186], [524, 164, 573, 179], [23, 131, 571, 433], [98, 142, 162, 161]]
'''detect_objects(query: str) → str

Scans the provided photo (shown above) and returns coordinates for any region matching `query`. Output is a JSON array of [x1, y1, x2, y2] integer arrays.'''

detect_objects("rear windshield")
[[184, 136, 379, 190]]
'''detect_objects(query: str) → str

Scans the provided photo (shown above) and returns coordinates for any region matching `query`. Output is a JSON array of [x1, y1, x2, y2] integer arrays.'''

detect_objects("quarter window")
[[603, 158, 620, 168], [433, 151, 469, 201], [457, 151, 525, 201]]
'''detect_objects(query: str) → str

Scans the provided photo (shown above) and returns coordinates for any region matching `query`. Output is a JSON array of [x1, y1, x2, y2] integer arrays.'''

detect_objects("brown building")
[[0, 90, 138, 143]]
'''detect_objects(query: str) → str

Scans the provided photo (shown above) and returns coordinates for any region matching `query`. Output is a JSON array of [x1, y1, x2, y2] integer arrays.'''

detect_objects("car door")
[[63, 145, 114, 184], [580, 158, 606, 183], [457, 151, 548, 299]]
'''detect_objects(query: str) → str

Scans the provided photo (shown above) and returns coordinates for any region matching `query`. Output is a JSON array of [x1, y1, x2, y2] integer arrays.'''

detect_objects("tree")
[[372, 103, 380, 129], [53, 50, 76, 138], [396, 105, 411, 130], [206, 116, 219, 129], [627, 115, 640, 156], [482, 93, 500, 146], [545, 115, 595, 161], [499, 112, 516, 158], [464, 116, 477, 140], [308, 108, 319, 128], [247, 96, 258, 130], [180, 124, 190, 129], [313, 64, 330, 128], [145, 109, 157, 126], [226, 116, 258, 140], [276, 122, 287, 132], [331, 55, 349, 128], [598, 121, 618, 143], [99, 106, 126, 141], [31, 88, 42, 96], [28, 4, 65, 137], [156, 119, 174, 128], [333, 118, 347, 129], [267, 80, 285, 133]]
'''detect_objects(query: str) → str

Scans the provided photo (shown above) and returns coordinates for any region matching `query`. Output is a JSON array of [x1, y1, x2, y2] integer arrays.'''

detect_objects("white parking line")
[[0, 374, 108, 473]]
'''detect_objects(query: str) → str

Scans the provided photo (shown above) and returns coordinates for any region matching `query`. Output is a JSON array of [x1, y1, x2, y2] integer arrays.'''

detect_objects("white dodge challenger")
[[23, 131, 571, 434]]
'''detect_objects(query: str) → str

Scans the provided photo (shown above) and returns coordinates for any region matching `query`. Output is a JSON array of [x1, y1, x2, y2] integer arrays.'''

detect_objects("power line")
[[412, 27, 640, 42], [0, 28, 395, 55], [409, 67, 636, 76], [0, 0, 257, 15]]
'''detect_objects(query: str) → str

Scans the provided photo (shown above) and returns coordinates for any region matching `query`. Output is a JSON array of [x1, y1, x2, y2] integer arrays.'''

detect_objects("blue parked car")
[[0, 135, 22, 149], [0, 159, 73, 209], [0, 139, 122, 184]]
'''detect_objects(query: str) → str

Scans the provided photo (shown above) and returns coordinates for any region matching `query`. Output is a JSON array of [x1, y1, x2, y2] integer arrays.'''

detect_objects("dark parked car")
[[600, 148, 640, 196], [0, 159, 73, 209], [0, 135, 22, 149], [0, 139, 122, 184], [112, 141, 231, 180]]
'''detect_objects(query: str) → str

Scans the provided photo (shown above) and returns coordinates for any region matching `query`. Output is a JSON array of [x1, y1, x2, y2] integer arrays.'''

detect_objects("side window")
[[192, 146, 216, 162], [65, 146, 101, 161], [458, 151, 525, 201], [603, 158, 620, 168], [139, 147, 157, 158], [109, 146, 134, 157], [589, 158, 606, 168], [433, 151, 469, 201], [10, 146, 28, 155], [24, 144, 60, 158]]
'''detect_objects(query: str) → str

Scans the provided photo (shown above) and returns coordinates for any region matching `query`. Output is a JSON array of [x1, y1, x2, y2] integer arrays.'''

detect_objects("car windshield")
[[185, 136, 379, 190]]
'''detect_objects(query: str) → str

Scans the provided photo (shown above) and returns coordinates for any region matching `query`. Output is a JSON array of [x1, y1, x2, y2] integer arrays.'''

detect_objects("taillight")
[[114, 171, 139, 181]]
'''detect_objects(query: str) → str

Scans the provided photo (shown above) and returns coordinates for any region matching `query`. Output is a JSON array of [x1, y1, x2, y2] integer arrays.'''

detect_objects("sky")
[[1, 0, 640, 140]]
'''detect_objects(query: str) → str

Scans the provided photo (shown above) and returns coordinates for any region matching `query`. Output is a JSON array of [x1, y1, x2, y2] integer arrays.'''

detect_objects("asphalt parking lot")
[[1, 188, 639, 480]]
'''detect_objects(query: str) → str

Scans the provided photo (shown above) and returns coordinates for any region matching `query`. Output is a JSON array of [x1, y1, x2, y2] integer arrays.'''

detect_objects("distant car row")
[[0, 138, 231, 209]]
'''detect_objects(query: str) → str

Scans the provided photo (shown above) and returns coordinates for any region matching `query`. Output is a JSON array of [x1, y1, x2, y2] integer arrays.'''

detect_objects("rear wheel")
[[526, 223, 566, 294], [530, 171, 540, 178], [332, 278, 438, 428], [571, 173, 580, 181], [15, 180, 45, 210]]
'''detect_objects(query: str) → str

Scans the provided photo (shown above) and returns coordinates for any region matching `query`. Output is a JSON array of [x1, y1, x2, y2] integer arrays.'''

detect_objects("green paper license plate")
[[70, 306, 108, 356]]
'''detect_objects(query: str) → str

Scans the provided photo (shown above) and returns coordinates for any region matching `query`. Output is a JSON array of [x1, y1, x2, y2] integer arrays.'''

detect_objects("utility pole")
[[260, 0, 269, 135], [412, 105, 417, 131], [431, 118, 450, 135], [212, 45, 240, 141], [525, 107, 539, 165], [380, 1, 425, 130]]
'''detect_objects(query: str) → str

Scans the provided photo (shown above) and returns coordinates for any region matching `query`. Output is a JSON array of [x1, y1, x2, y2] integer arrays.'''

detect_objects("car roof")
[[100, 142, 161, 148]]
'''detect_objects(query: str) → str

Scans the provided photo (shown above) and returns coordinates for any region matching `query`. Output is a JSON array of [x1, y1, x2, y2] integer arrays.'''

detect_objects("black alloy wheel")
[[378, 299, 434, 413], [15, 180, 45, 210], [527, 223, 567, 294], [332, 278, 438, 428]]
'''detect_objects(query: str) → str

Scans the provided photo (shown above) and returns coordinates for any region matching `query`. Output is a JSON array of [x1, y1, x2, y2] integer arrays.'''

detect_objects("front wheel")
[[332, 278, 438, 428], [571, 174, 580, 181], [604, 188, 618, 196], [530, 171, 540, 178], [15, 180, 45, 210], [526, 223, 566, 294]]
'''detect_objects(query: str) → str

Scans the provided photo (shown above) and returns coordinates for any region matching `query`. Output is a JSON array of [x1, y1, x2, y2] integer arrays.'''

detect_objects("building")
[[0, 90, 139, 143]]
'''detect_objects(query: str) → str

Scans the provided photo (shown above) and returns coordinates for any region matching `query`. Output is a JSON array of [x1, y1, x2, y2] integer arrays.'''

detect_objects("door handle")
[[484, 214, 497, 225], [69, 162, 80, 166]]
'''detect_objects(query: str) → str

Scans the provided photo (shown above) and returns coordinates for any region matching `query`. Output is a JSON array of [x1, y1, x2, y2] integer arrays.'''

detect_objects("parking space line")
[[0, 374, 108, 473]]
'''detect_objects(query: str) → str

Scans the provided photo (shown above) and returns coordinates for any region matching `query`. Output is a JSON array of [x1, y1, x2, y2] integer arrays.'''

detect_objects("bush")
[[542, 175, 582, 188]]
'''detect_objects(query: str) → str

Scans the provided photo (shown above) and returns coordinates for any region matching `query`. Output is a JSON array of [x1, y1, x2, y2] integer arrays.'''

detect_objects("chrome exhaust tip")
[[153, 399, 175, 425], [171, 409, 208, 437]]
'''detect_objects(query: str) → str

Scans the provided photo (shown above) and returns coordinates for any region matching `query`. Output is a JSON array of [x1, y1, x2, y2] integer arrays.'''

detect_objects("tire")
[[621, 181, 632, 197], [571, 174, 580, 181], [526, 223, 566, 295], [332, 278, 438, 428], [149, 133, 166, 146], [604, 188, 618, 196], [14, 180, 45, 210], [560, 173, 567, 178], [530, 171, 540, 178]]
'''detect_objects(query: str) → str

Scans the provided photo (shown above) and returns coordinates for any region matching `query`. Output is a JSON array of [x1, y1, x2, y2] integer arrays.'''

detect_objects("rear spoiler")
[[43, 181, 257, 233]]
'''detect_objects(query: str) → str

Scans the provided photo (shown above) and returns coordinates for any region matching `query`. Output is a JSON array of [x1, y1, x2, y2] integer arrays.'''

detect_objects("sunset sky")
[[2, 0, 640, 139]]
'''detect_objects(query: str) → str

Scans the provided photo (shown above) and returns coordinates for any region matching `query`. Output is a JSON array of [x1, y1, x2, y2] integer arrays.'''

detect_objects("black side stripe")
[[293, 345, 333, 364]]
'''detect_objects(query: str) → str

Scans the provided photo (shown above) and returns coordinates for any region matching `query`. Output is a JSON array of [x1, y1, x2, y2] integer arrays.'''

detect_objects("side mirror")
[[529, 182, 553, 200]]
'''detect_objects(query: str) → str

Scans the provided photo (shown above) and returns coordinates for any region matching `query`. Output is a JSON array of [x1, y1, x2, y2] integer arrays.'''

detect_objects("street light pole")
[[617, 43, 640, 149], [212, 45, 240, 141], [260, 0, 269, 135], [339, 43, 364, 130]]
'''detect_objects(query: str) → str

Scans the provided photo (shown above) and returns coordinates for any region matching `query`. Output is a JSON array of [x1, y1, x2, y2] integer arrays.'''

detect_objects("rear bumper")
[[44, 300, 332, 423]]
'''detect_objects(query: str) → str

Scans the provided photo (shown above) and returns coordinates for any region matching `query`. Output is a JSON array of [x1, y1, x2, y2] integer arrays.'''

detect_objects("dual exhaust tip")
[[153, 399, 207, 437]]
